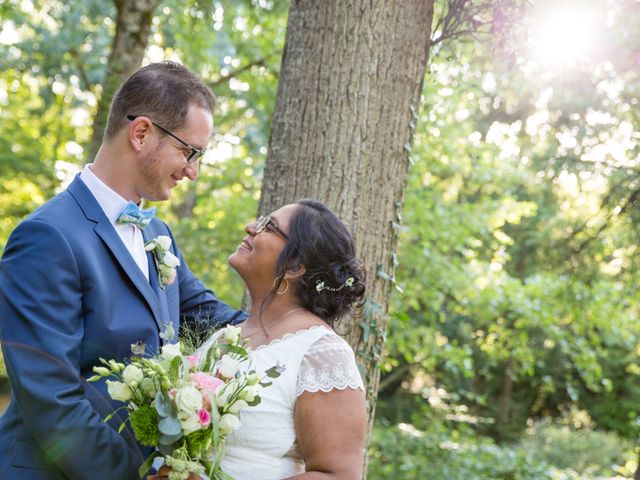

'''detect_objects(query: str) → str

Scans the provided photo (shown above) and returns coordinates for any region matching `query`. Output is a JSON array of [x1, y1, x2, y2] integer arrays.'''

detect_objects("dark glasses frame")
[[127, 115, 205, 164], [255, 215, 289, 241]]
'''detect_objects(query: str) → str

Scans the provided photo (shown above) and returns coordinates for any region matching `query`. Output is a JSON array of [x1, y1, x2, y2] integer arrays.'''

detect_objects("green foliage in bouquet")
[[130, 405, 160, 447], [89, 324, 284, 480]]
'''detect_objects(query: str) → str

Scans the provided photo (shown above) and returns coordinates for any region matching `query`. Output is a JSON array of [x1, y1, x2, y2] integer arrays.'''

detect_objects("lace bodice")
[[218, 325, 364, 479]]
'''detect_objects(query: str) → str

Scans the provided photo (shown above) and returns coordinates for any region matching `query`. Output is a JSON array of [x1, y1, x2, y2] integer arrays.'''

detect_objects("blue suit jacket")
[[0, 176, 246, 479]]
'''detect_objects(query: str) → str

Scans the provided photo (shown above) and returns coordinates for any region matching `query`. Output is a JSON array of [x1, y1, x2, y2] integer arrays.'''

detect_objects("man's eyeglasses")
[[254, 215, 289, 241], [127, 115, 205, 164]]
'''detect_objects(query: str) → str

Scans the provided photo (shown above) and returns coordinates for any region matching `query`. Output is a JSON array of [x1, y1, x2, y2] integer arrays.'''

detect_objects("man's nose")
[[184, 161, 198, 181]]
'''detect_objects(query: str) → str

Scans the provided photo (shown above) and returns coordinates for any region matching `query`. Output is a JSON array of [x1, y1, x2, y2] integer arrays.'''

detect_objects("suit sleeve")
[[0, 219, 140, 479], [167, 228, 247, 328]]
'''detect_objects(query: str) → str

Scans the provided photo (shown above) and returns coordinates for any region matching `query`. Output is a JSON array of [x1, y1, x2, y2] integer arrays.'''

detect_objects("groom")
[[0, 62, 246, 479]]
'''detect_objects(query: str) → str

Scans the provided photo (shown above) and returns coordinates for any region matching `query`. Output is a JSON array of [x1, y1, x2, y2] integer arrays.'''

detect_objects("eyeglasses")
[[254, 215, 289, 241], [127, 115, 205, 164]]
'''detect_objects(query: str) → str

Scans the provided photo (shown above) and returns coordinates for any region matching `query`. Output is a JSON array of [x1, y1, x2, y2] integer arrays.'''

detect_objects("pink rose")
[[186, 354, 200, 369], [168, 388, 177, 399], [197, 408, 211, 427], [190, 372, 224, 396]]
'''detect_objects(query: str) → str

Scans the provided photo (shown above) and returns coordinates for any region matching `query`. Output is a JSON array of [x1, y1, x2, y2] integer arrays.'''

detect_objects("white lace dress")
[[219, 325, 364, 479]]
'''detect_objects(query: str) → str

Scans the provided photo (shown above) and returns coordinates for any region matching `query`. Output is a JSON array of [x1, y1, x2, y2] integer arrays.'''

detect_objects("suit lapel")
[[67, 176, 164, 331]]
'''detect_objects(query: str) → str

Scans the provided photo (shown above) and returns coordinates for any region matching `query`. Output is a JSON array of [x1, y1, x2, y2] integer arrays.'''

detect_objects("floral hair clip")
[[315, 277, 355, 293]]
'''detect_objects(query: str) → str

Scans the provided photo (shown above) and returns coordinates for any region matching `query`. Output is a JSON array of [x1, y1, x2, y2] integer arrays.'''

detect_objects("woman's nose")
[[245, 222, 257, 235]]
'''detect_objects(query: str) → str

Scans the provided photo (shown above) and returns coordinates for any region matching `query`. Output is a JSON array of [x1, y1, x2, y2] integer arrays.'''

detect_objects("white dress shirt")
[[79, 165, 150, 280]]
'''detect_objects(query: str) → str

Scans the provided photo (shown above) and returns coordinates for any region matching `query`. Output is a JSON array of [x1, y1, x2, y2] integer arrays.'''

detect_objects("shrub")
[[515, 420, 635, 478], [368, 421, 552, 480]]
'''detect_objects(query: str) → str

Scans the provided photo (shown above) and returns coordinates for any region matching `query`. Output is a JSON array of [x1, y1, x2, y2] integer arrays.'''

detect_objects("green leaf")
[[264, 363, 286, 378], [159, 431, 183, 445], [154, 392, 172, 418], [218, 344, 249, 357], [158, 416, 182, 436], [138, 451, 160, 479], [168, 355, 182, 382]]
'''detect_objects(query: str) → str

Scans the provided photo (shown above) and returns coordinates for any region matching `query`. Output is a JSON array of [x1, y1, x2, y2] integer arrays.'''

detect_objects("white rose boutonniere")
[[144, 235, 180, 288]]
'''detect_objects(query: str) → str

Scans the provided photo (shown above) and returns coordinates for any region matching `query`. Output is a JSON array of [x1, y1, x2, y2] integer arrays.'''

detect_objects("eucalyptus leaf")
[[154, 392, 172, 418], [159, 430, 183, 445], [158, 416, 182, 436]]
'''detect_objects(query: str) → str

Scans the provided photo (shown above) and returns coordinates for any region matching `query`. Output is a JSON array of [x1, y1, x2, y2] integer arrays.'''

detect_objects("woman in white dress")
[[152, 199, 367, 480]]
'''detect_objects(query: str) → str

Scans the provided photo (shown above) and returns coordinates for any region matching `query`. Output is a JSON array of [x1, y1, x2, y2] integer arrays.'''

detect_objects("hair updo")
[[271, 199, 366, 328]]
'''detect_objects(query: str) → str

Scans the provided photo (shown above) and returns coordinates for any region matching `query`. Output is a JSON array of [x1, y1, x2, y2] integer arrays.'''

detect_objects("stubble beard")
[[138, 143, 170, 202]]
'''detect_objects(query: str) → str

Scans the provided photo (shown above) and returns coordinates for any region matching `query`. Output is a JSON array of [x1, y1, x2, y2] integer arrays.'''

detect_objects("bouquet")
[[89, 324, 283, 480]]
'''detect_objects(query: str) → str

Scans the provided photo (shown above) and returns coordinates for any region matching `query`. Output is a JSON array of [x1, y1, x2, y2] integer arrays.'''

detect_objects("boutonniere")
[[144, 235, 180, 288]]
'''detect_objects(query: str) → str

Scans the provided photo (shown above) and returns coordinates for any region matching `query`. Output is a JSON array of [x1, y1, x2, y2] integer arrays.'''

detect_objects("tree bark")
[[86, 0, 160, 162], [495, 357, 515, 442], [258, 0, 434, 474]]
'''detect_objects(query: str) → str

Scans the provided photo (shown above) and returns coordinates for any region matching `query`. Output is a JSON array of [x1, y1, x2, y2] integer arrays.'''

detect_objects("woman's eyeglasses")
[[254, 215, 289, 241]]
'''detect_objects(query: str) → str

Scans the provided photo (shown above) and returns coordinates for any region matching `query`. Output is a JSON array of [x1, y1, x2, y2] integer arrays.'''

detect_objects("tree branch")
[[67, 48, 93, 92], [209, 57, 267, 88]]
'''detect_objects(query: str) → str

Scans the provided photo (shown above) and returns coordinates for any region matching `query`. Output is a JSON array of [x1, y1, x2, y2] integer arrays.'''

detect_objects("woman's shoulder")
[[296, 329, 364, 396]]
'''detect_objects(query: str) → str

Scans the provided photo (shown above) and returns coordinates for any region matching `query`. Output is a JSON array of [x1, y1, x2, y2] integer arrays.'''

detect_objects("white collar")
[[79, 164, 132, 224]]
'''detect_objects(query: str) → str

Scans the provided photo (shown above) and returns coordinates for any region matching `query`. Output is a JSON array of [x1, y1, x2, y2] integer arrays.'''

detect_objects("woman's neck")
[[246, 298, 303, 325]]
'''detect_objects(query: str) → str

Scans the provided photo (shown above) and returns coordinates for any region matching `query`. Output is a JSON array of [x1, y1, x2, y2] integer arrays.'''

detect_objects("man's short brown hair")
[[104, 61, 216, 139]]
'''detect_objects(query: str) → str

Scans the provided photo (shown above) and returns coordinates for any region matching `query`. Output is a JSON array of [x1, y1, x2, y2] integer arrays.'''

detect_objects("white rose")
[[178, 411, 202, 436], [140, 377, 157, 397], [156, 235, 172, 250], [162, 251, 180, 268], [122, 365, 144, 385], [159, 265, 178, 286], [219, 414, 241, 434], [161, 342, 181, 361], [224, 325, 242, 344], [217, 355, 241, 379], [175, 386, 203, 413], [106, 380, 132, 402], [228, 399, 248, 414]]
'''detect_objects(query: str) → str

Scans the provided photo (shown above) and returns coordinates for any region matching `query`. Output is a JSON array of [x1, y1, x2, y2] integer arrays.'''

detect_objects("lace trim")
[[297, 380, 364, 395], [252, 324, 330, 352], [296, 334, 364, 396]]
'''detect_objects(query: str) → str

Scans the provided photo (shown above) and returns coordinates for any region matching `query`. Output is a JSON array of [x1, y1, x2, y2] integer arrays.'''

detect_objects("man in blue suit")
[[0, 62, 246, 479]]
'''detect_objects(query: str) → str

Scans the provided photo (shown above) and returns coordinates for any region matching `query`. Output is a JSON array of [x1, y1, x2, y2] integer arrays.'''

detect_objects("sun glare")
[[530, 8, 600, 68]]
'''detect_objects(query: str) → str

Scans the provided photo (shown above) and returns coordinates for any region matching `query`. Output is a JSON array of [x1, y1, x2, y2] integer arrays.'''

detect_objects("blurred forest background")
[[1, 0, 640, 478]]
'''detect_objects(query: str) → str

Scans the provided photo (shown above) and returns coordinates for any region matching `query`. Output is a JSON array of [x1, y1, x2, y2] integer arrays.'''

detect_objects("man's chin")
[[144, 190, 171, 202]]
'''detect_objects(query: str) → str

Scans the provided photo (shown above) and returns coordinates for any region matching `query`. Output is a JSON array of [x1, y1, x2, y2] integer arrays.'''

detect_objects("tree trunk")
[[258, 0, 434, 473], [86, 0, 160, 162], [495, 357, 515, 442]]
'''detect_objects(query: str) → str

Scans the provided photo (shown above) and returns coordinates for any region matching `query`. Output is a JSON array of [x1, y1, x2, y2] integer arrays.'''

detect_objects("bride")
[[151, 199, 367, 479]]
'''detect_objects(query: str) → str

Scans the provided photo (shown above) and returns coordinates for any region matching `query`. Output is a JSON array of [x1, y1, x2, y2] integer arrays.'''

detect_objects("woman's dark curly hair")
[[270, 199, 366, 328]]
